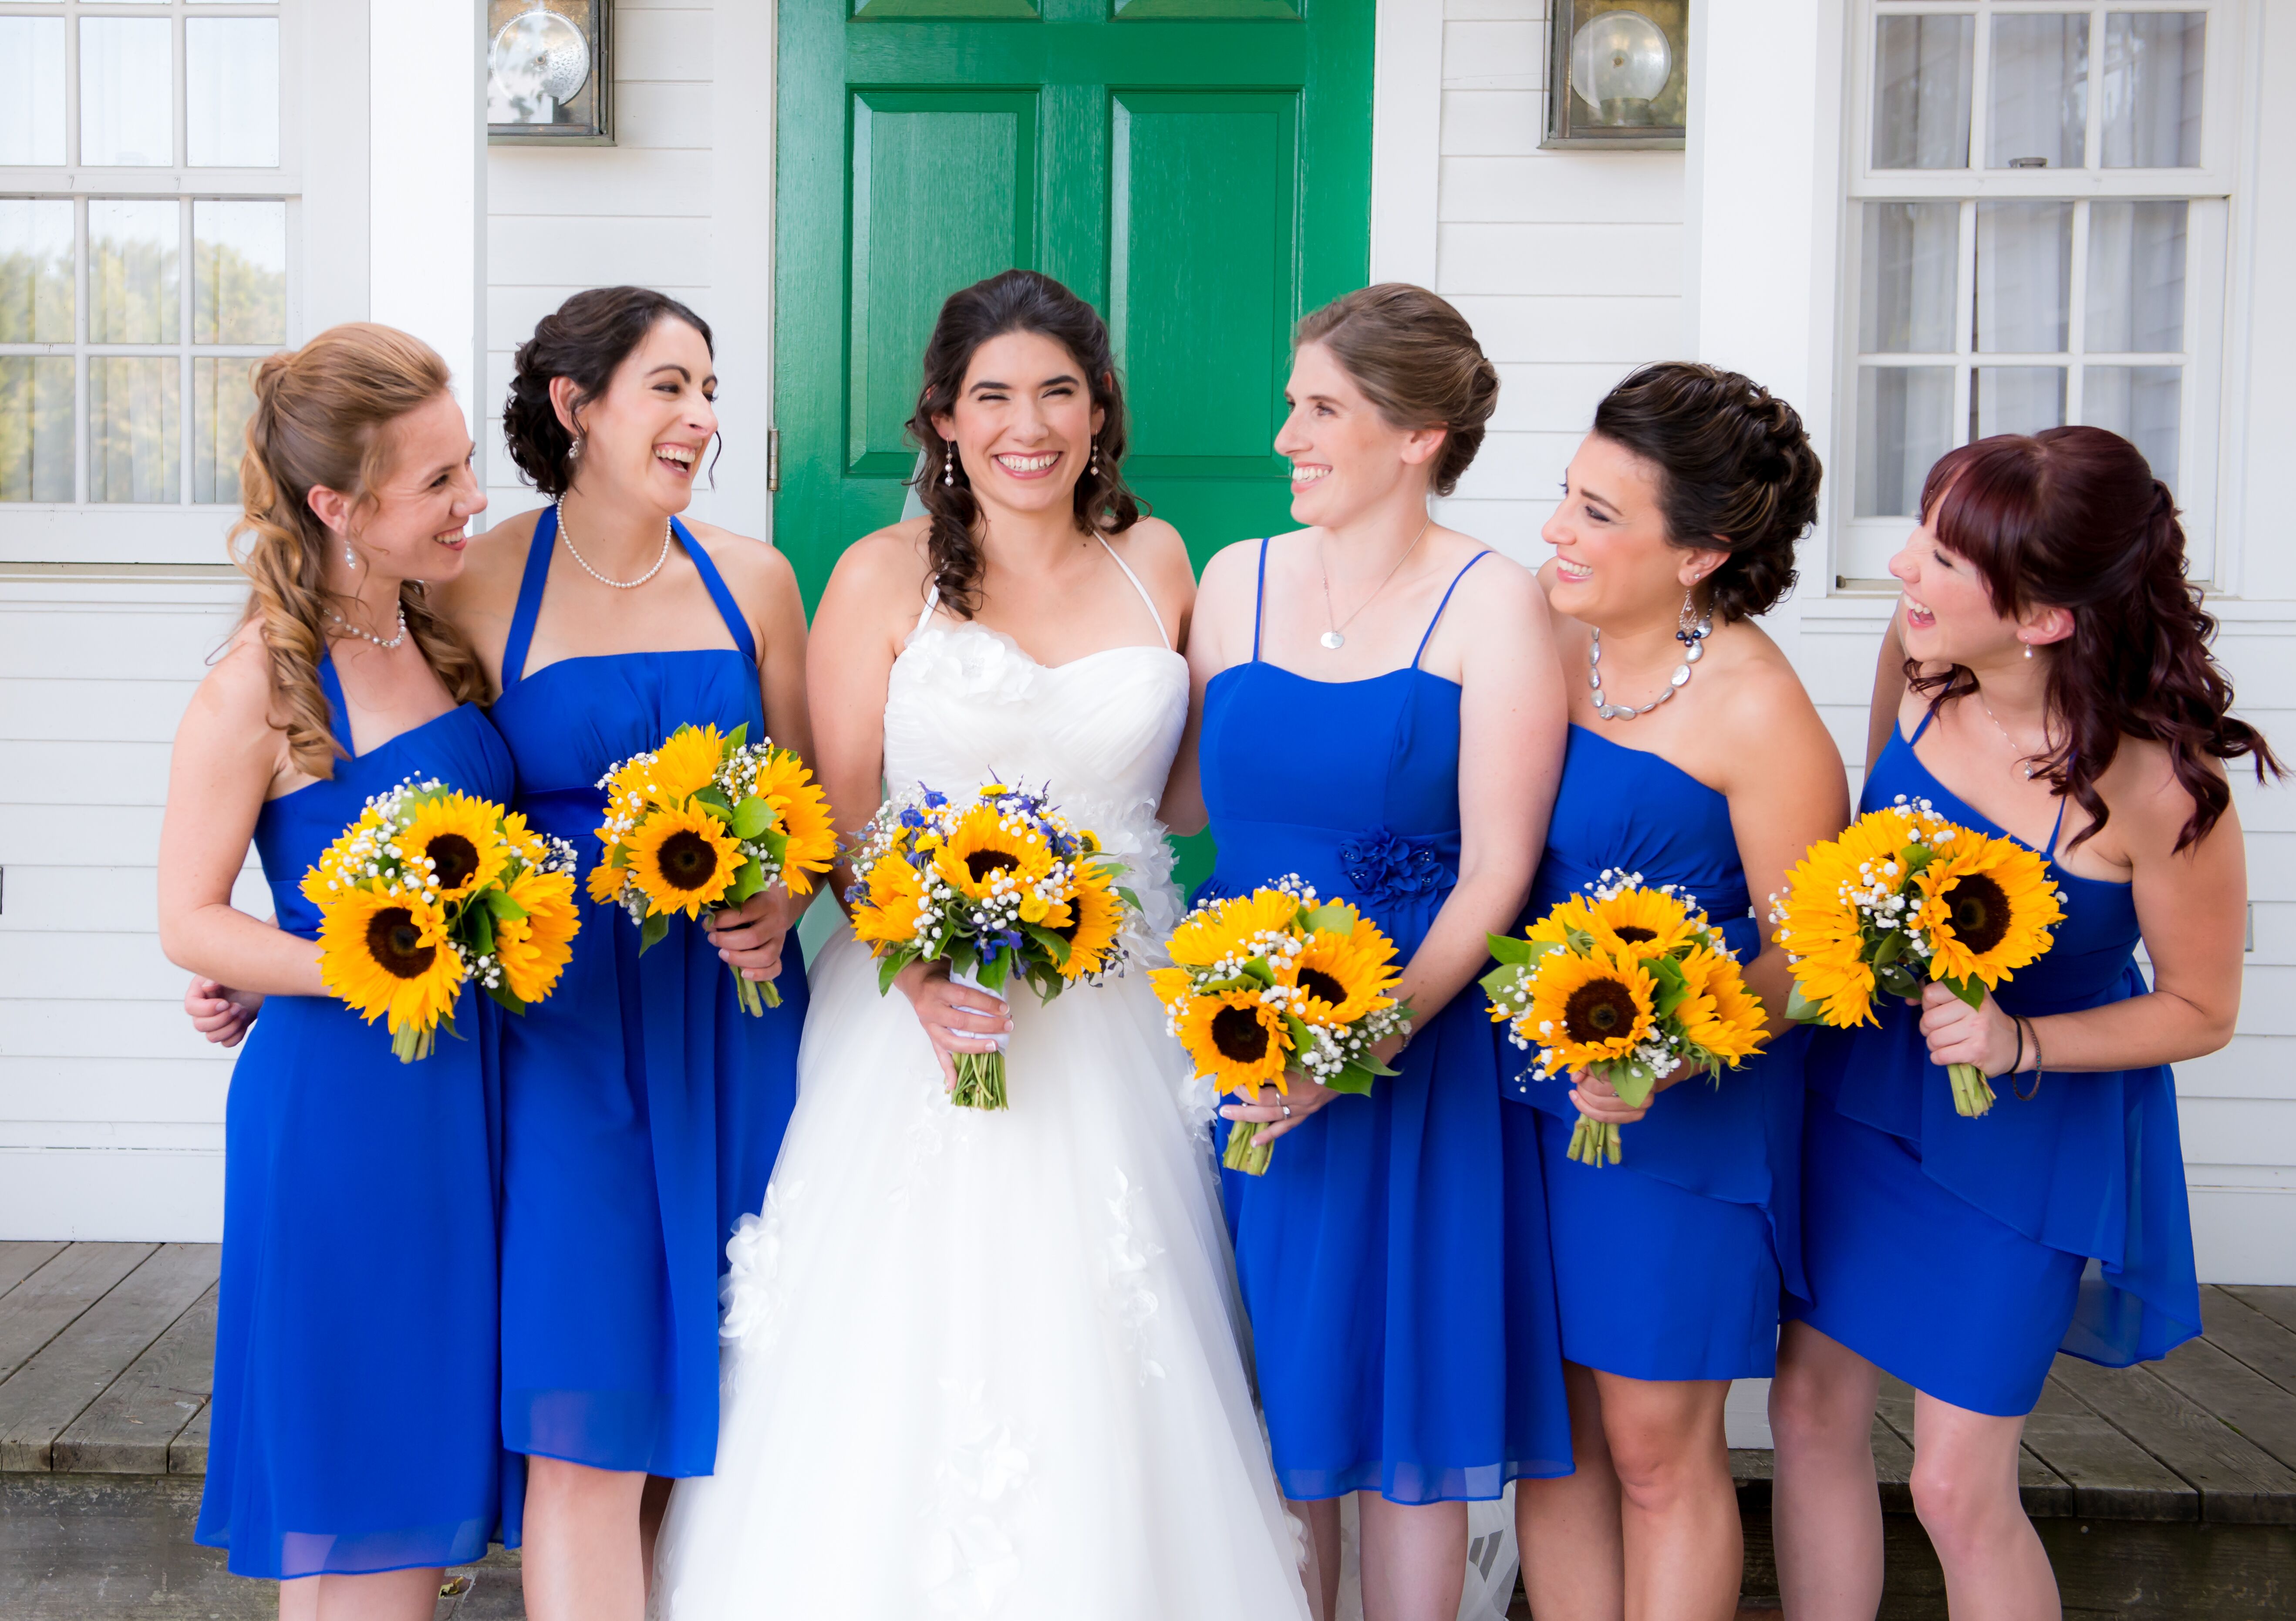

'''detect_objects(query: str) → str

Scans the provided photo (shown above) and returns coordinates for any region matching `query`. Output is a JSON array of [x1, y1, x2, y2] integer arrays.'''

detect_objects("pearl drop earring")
[[1088, 438, 1098, 476], [344, 542, 355, 567], [567, 432, 583, 462], [943, 443, 955, 486], [2023, 641, 2033, 659]]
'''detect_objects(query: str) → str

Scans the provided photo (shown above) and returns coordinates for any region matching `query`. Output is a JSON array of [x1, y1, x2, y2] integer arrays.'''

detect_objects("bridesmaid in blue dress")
[[1768, 427, 2271, 1621], [1506, 364, 1844, 1621], [438, 288, 813, 1620], [1166, 284, 1574, 1621], [160, 325, 517, 1618]]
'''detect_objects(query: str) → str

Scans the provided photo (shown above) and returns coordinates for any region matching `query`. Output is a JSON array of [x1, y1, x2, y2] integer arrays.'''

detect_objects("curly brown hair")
[[503, 286, 716, 497]]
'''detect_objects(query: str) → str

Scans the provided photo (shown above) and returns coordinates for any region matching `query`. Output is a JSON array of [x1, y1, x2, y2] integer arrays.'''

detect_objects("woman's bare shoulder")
[[184, 620, 283, 738], [682, 518, 800, 602], [435, 506, 542, 613]]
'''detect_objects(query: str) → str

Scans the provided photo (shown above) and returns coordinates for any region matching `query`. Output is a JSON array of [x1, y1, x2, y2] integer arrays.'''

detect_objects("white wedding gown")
[[649, 553, 1312, 1620]]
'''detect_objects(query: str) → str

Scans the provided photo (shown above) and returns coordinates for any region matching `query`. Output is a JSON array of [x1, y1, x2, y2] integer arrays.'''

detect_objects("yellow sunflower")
[[1521, 893, 1601, 951], [398, 792, 511, 903], [1587, 885, 1701, 959], [1676, 947, 1768, 1063], [496, 867, 581, 1004], [1281, 926, 1401, 1024], [850, 855, 928, 950], [1148, 965, 1194, 1011], [1167, 889, 1303, 970], [1772, 836, 1887, 1027], [586, 857, 626, 905], [1051, 874, 1126, 980], [651, 724, 730, 803], [750, 749, 837, 895], [1914, 832, 2064, 990], [626, 802, 744, 919], [931, 803, 1055, 902], [1176, 988, 1292, 1095], [316, 887, 463, 1036], [1524, 949, 1656, 1072], [501, 809, 551, 867]]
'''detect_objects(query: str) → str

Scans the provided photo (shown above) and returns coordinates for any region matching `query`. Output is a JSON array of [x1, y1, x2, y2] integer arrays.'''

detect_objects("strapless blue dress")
[[1788, 711, 2201, 1415], [1197, 540, 1573, 1504], [486, 508, 807, 1477], [197, 654, 521, 1578], [1504, 725, 1807, 1383]]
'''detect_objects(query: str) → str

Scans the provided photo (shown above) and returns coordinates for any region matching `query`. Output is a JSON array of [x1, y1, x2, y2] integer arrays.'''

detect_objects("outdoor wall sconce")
[[488, 0, 614, 145], [1542, 1, 1688, 150]]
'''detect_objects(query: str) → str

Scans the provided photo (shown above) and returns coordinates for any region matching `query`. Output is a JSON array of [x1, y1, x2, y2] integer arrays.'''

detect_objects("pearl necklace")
[[331, 604, 408, 650], [557, 495, 672, 590], [1590, 607, 1713, 721]]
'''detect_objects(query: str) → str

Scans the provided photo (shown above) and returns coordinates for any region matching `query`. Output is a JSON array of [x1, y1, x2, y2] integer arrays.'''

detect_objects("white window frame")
[[1836, 0, 2244, 588]]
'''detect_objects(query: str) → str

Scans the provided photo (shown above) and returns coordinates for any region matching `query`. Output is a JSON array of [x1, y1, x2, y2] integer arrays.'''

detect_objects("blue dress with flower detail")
[[1787, 710, 2201, 1416], [197, 654, 522, 1578], [1504, 725, 1807, 1383], [485, 506, 809, 1478], [1196, 539, 1574, 1504]]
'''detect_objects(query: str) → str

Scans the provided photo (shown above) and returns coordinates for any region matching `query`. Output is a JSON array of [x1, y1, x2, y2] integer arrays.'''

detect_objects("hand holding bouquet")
[[303, 777, 582, 1062], [587, 723, 837, 1014], [1770, 795, 2064, 1116], [1151, 879, 1412, 1176], [1483, 870, 1767, 1166], [846, 783, 1138, 1109]]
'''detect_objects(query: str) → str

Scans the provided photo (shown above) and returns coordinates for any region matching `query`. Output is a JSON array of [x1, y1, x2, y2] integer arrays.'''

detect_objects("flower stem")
[[391, 1021, 434, 1065], [1223, 1119, 1274, 1176], [1949, 1061, 1996, 1117], [951, 1049, 1008, 1111], [1568, 1115, 1624, 1167], [732, 973, 779, 1016]]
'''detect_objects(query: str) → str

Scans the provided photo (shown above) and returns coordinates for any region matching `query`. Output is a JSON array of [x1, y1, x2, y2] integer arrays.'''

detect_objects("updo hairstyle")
[[1292, 283, 1498, 498], [231, 323, 485, 780], [1590, 361, 1822, 621], [503, 285, 715, 497]]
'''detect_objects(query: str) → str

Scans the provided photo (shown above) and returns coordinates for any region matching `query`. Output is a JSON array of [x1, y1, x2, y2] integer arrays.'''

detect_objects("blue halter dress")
[[1197, 540, 1573, 1504], [1504, 725, 1807, 1383], [197, 654, 520, 1578], [1787, 711, 2202, 1415], [486, 507, 808, 1477]]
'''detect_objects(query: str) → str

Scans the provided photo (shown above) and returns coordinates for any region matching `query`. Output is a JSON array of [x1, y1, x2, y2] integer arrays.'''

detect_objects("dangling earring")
[[943, 443, 955, 486], [1088, 438, 1098, 477], [567, 432, 583, 462], [344, 541, 356, 568], [2023, 640, 2033, 659]]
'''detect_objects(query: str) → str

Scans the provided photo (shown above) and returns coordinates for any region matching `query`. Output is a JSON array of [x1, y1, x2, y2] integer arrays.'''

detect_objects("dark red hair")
[[1912, 426, 2279, 853]]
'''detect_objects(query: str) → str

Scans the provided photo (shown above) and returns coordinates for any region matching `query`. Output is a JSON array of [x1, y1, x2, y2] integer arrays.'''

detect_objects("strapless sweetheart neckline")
[[896, 620, 1187, 678]]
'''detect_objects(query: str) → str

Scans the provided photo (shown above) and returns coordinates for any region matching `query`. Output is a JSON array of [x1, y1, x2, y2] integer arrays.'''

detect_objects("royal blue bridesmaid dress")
[[1505, 726, 1807, 1383], [486, 507, 808, 1477], [1197, 539, 1574, 1504], [198, 654, 520, 1578], [1788, 711, 2202, 1415]]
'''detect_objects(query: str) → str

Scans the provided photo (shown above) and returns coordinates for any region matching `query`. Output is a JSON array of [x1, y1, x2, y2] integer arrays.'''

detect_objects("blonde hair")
[[230, 323, 486, 779]]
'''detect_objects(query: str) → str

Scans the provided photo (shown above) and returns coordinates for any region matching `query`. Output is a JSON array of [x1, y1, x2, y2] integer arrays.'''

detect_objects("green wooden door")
[[772, 0, 1375, 602]]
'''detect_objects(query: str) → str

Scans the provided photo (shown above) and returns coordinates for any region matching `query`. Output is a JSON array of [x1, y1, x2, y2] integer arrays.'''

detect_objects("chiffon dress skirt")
[[486, 507, 808, 1477], [1788, 714, 2202, 1416], [1504, 725, 1808, 1384], [1195, 541, 1574, 1505], [197, 654, 521, 1577]]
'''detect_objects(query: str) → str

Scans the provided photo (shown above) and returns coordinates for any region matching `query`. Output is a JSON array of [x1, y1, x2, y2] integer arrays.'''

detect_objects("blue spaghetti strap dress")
[[1504, 727, 1807, 1382], [486, 506, 808, 1477], [1787, 711, 2201, 1416], [1197, 540, 1574, 1504], [197, 654, 521, 1578]]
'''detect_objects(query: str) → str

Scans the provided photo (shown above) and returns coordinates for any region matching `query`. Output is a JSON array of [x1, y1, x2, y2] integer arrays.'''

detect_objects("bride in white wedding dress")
[[648, 272, 1311, 1620]]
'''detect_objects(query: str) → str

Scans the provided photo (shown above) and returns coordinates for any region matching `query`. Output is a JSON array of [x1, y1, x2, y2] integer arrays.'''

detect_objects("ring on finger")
[[1281, 1102, 1292, 1119]]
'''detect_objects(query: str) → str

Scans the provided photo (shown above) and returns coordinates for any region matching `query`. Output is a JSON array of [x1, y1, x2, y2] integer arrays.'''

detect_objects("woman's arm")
[[1725, 660, 1853, 1032], [1161, 538, 1254, 836], [1867, 603, 1910, 779]]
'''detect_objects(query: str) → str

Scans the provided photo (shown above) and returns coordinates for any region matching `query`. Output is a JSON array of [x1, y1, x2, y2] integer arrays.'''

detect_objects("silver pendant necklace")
[[331, 603, 408, 650], [1590, 593, 1712, 721], [1977, 693, 2041, 779], [1319, 515, 1433, 650], [557, 495, 673, 590]]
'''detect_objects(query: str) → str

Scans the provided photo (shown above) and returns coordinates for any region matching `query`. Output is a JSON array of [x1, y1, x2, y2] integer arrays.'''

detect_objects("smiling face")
[[931, 328, 1105, 519], [316, 391, 484, 583], [1274, 340, 1442, 527], [1541, 433, 1720, 625], [1889, 504, 2034, 666], [561, 315, 717, 514]]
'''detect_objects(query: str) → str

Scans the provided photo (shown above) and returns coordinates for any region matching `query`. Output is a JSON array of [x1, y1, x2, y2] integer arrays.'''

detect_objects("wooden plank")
[[2036, 1518, 2296, 1620], [2145, 1333, 2296, 1476], [0, 1244, 155, 1385], [2050, 1354, 2296, 1525], [51, 1284, 216, 1475], [2210, 1287, 2296, 1395], [0, 1243, 67, 1301], [1871, 1412, 1916, 1515], [166, 1399, 208, 1477], [2225, 1286, 2296, 1338], [1874, 1371, 2073, 1516], [0, 1245, 219, 1472]]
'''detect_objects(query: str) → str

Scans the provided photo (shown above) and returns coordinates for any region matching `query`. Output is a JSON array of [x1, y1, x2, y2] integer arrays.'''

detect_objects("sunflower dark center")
[[1942, 873, 2012, 954], [1210, 1004, 1272, 1063], [965, 849, 1022, 884], [1612, 925, 1658, 944], [364, 907, 437, 981], [425, 833, 479, 891], [655, 830, 719, 891], [1052, 906, 1082, 944], [1562, 977, 1638, 1044], [1298, 967, 1349, 1006]]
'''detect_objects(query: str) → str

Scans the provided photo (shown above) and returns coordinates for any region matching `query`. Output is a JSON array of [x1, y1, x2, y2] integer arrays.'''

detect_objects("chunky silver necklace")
[[331, 603, 408, 650], [557, 495, 672, 590], [1318, 515, 1433, 650], [1590, 593, 1712, 721]]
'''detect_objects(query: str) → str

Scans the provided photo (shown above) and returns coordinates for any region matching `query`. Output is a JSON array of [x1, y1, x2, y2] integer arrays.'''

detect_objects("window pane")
[[1974, 201, 2071, 353], [0, 357, 74, 503], [89, 355, 180, 502], [2103, 13, 2205, 167], [1874, 15, 1973, 169], [194, 355, 256, 503], [1860, 202, 1959, 353], [1988, 13, 2088, 169], [1973, 366, 2066, 438], [194, 200, 286, 344], [89, 199, 180, 345], [2084, 365, 2181, 489], [0, 19, 67, 166], [0, 199, 75, 345], [188, 19, 280, 168], [81, 17, 174, 167], [1855, 367, 1952, 517], [2087, 201, 2187, 354]]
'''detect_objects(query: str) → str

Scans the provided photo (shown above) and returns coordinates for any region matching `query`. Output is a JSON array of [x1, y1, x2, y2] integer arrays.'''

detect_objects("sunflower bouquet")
[[1150, 879, 1412, 1176], [1483, 870, 1767, 1167], [846, 782, 1139, 1109], [587, 723, 837, 1014], [1770, 795, 2064, 1116], [303, 777, 583, 1062]]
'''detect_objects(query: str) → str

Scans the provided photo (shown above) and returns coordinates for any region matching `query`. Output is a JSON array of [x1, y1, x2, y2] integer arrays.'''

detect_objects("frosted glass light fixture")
[[1545, 3, 1688, 149], [488, 0, 613, 145]]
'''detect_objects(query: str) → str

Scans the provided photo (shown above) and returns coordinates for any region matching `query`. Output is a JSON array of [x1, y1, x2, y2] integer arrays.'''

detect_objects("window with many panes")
[[0, 0, 296, 558], [1840, 1, 2236, 583]]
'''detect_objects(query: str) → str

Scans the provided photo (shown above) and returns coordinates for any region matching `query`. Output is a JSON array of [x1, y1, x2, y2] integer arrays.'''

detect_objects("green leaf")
[[692, 785, 735, 820], [1609, 1062, 1658, 1109], [465, 907, 495, 959], [974, 954, 1011, 994], [1487, 932, 1535, 966], [877, 950, 913, 996], [1020, 920, 1072, 966], [1873, 929, 1905, 967], [724, 722, 748, 751], [729, 796, 773, 840], [485, 889, 529, 923], [1241, 957, 1276, 986], [485, 981, 529, 1016], [727, 860, 768, 906], [1114, 885, 1144, 913], [1283, 1011, 1317, 1055], [1902, 843, 1939, 875], [639, 911, 670, 954], [1300, 900, 1360, 936], [1783, 983, 1822, 1024], [1943, 974, 1988, 1010], [1478, 964, 1525, 1005], [1322, 1064, 1377, 1097]]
